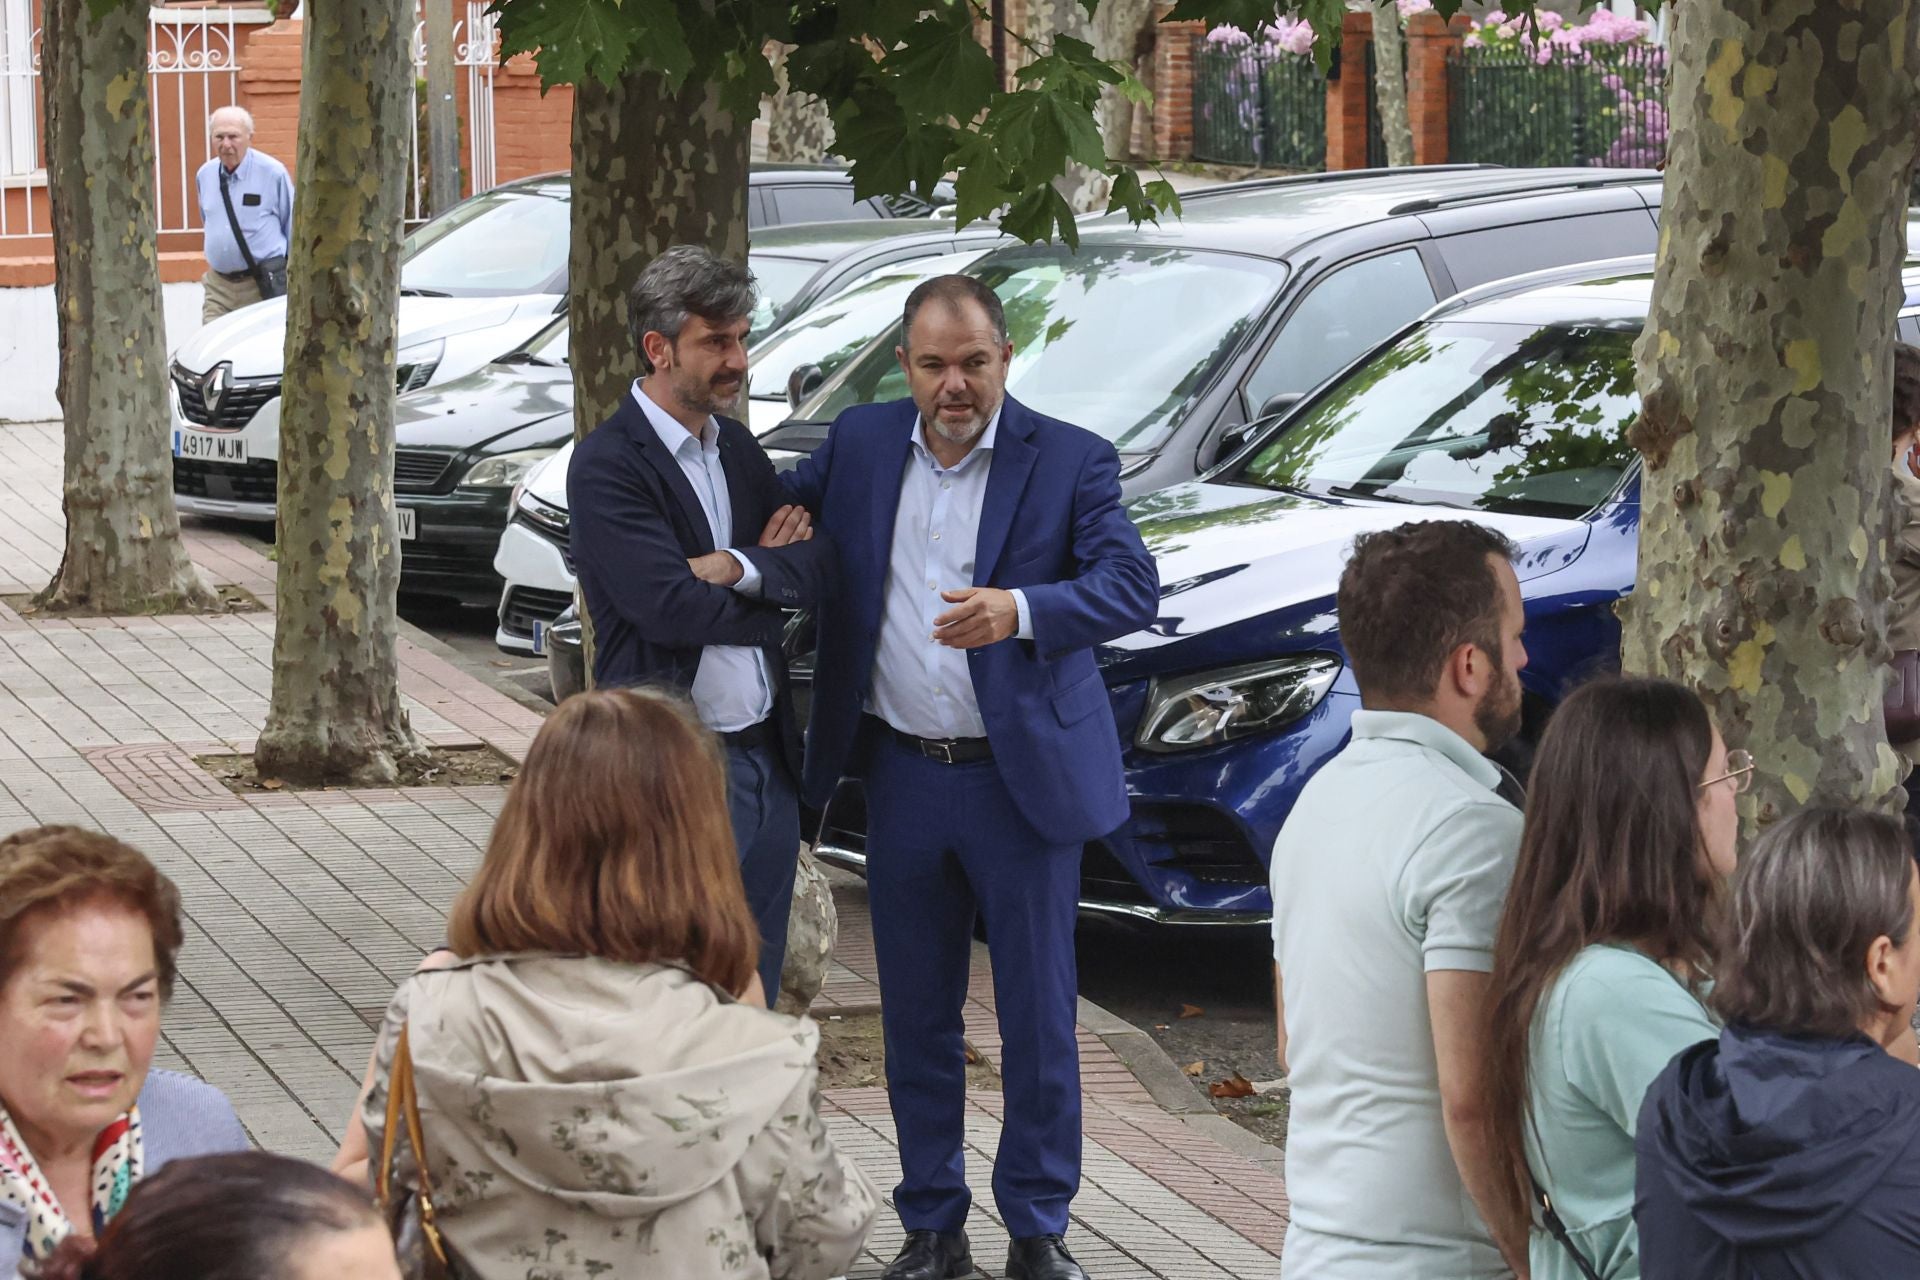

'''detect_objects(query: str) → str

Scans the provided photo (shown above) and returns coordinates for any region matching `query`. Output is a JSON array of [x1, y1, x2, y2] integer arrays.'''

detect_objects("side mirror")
[[787, 363, 825, 411], [1258, 392, 1305, 420]]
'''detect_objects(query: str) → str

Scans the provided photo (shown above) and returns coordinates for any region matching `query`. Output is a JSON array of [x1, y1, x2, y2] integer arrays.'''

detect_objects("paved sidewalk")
[[0, 421, 1290, 1277]]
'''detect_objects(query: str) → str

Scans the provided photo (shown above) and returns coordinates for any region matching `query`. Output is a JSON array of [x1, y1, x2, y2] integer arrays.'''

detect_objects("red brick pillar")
[[1405, 12, 1468, 166], [237, 18, 303, 175], [1150, 3, 1203, 161], [1324, 9, 1371, 170], [491, 53, 574, 182]]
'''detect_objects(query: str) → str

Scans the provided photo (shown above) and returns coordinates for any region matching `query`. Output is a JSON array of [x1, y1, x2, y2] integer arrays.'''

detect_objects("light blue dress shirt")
[[195, 149, 293, 273], [867, 412, 1032, 740], [631, 381, 773, 734]]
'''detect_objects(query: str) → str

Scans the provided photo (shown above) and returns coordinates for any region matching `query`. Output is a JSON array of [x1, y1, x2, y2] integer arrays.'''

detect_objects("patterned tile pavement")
[[0, 421, 1290, 1277]]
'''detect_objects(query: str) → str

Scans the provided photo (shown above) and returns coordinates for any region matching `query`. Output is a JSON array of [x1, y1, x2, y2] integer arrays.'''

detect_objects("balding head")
[[210, 106, 254, 171]]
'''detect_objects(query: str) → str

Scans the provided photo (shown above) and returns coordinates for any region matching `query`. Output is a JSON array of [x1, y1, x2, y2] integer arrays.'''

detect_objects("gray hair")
[[209, 105, 255, 136], [626, 246, 757, 373], [1711, 806, 1917, 1038]]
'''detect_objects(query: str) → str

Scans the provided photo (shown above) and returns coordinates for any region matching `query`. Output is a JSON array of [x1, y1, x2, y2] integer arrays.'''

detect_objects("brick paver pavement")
[[0, 421, 1289, 1277]]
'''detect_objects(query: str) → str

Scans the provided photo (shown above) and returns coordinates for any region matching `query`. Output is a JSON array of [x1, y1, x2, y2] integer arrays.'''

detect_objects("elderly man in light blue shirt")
[[195, 105, 293, 323], [1270, 518, 1533, 1280]]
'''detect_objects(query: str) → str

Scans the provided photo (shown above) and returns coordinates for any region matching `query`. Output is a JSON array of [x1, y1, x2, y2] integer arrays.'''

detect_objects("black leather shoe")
[[1006, 1234, 1088, 1280], [881, 1228, 974, 1280]]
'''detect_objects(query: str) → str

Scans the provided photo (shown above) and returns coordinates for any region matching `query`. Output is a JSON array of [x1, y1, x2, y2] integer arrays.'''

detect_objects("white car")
[[170, 175, 571, 521]]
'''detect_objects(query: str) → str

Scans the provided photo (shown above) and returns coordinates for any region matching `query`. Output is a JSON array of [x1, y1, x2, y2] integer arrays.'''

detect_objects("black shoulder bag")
[[1534, 1176, 1605, 1280], [218, 170, 288, 300]]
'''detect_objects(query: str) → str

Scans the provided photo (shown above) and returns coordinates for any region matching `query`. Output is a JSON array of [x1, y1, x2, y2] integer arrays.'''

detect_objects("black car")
[[773, 164, 1665, 495], [393, 316, 571, 603], [749, 163, 955, 227]]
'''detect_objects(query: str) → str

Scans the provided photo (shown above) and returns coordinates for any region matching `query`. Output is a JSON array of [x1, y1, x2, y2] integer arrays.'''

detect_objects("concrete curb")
[[396, 615, 556, 718], [1076, 995, 1222, 1117]]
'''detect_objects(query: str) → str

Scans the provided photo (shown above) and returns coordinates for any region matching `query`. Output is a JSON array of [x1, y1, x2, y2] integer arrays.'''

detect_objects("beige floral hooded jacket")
[[364, 954, 879, 1280]]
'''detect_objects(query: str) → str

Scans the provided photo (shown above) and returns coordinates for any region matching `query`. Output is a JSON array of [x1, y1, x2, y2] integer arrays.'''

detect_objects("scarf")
[[0, 1101, 142, 1261]]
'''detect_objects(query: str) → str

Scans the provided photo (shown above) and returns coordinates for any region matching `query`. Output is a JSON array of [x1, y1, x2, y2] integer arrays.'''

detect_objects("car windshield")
[[1232, 321, 1640, 518], [748, 251, 985, 400], [795, 247, 1285, 451], [748, 254, 827, 339], [401, 190, 569, 296], [525, 318, 568, 364]]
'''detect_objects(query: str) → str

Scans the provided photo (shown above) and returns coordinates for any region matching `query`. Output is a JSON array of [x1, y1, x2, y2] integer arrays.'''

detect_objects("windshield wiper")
[[399, 286, 452, 297], [494, 351, 563, 367], [1325, 484, 1428, 506]]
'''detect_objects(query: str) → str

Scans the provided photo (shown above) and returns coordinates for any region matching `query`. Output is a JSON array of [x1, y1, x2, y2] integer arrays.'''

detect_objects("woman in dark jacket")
[[1635, 806, 1920, 1278]]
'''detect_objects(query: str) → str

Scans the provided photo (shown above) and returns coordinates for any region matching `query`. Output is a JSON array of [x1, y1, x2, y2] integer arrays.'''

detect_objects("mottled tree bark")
[[1371, 3, 1414, 168], [567, 70, 750, 681], [255, 0, 425, 783], [1623, 0, 1920, 823], [37, 0, 215, 614], [764, 43, 833, 164]]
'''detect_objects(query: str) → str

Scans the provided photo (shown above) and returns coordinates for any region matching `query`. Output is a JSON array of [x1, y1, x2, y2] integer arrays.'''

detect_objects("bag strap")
[[1532, 1176, 1604, 1280], [216, 167, 261, 276], [379, 1022, 450, 1265]]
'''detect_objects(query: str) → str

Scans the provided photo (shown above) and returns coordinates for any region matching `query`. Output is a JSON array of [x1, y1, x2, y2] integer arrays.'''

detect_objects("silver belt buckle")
[[927, 739, 956, 764]]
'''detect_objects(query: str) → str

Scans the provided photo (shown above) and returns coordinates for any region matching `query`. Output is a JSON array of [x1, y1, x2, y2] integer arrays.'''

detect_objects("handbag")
[[217, 170, 288, 300], [1888, 650, 1920, 745], [1534, 1177, 1604, 1280], [378, 1023, 459, 1280]]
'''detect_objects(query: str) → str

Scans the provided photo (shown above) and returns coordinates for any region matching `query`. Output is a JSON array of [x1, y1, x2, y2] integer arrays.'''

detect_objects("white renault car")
[[170, 174, 572, 522]]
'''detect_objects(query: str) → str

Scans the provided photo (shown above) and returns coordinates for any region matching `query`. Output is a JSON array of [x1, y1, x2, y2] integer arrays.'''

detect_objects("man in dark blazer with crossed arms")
[[569, 246, 832, 1004], [783, 276, 1160, 1280]]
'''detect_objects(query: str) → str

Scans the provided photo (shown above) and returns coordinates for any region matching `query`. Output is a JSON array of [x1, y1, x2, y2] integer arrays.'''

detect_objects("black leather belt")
[[720, 718, 776, 751], [215, 267, 253, 282], [870, 716, 992, 765]]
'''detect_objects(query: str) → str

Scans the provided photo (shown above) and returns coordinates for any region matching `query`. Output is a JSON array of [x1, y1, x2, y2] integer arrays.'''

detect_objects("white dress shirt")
[[867, 412, 1032, 740], [632, 380, 773, 734]]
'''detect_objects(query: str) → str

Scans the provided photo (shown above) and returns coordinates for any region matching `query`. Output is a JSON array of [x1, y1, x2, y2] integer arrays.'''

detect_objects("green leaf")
[[884, 6, 1000, 124], [1016, 34, 1124, 101], [1076, 0, 1099, 18], [992, 89, 1108, 177], [1104, 167, 1147, 219], [1144, 178, 1184, 219], [949, 133, 1012, 230], [493, 0, 695, 88]]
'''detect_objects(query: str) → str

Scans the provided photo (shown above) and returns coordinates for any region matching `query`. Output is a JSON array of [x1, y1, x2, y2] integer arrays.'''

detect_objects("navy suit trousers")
[[725, 740, 801, 1002], [862, 729, 1083, 1239]]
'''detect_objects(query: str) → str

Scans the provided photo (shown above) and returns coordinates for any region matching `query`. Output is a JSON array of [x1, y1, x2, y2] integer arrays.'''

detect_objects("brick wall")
[[1325, 10, 1372, 171], [1150, 2, 1203, 161], [490, 54, 573, 181]]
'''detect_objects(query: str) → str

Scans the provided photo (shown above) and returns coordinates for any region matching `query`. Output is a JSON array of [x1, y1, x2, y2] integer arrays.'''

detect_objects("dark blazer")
[[568, 390, 834, 780], [781, 395, 1159, 846]]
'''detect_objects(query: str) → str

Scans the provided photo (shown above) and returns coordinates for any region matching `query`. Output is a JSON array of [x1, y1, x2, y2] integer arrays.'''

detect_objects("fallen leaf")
[[1178, 1003, 1205, 1019], [1183, 1060, 1205, 1077], [1209, 1073, 1256, 1099], [1153, 1024, 1169, 1031], [963, 1044, 982, 1065], [259, 778, 284, 791], [490, 659, 513, 667]]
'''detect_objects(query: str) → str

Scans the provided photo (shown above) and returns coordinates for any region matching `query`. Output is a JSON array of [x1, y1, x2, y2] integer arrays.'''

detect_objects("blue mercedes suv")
[[814, 257, 1920, 924]]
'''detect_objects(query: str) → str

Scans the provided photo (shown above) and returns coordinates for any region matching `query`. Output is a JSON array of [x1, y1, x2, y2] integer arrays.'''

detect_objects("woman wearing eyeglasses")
[[1479, 677, 1745, 1280]]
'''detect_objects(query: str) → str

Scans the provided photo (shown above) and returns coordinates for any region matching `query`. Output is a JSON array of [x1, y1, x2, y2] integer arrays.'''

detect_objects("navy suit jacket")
[[781, 395, 1159, 846], [569, 390, 833, 780]]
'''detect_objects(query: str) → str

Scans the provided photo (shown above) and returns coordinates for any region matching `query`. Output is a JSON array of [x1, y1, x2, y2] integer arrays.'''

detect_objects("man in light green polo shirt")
[[1271, 519, 1531, 1279]]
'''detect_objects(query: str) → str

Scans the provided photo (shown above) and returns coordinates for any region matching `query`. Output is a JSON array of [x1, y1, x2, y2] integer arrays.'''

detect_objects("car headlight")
[[395, 339, 446, 394], [514, 484, 571, 537], [462, 447, 559, 488], [1135, 654, 1342, 754]]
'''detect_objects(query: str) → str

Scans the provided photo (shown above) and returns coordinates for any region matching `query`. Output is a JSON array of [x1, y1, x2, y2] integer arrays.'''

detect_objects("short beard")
[[1473, 662, 1524, 753], [666, 365, 740, 419], [928, 410, 988, 445]]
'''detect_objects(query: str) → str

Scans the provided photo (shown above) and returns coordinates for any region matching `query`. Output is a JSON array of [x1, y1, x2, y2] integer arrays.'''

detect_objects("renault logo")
[[202, 363, 231, 417]]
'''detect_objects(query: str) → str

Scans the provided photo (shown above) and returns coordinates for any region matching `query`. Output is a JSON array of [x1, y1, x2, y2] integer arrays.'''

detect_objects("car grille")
[[1081, 840, 1158, 906], [172, 365, 279, 430], [393, 450, 453, 493], [499, 586, 573, 639], [511, 510, 573, 574], [398, 543, 496, 580], [1132, 802, 1266, 886], [172, 457, 278, 504]]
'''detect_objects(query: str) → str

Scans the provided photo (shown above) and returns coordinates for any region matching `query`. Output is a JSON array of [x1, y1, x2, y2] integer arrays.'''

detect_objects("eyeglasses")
[[1698, 749, 1755, 795]]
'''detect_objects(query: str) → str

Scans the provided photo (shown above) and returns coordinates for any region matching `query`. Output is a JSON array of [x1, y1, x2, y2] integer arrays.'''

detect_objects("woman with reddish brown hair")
[[332, 686, 877, 1280], [0, 827, 248, 1275]]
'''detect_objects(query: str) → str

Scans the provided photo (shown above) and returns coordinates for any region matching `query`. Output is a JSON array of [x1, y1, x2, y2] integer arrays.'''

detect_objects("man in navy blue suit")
[[783, 276, 1159, 1280], [569, 246, 832, 1004]]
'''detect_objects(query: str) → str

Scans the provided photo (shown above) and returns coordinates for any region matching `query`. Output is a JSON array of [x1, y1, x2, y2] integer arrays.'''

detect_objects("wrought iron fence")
[[1191, 44, 1326, 171], [1447, 43, 1669, 169], [406, 0, 500, 226]]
